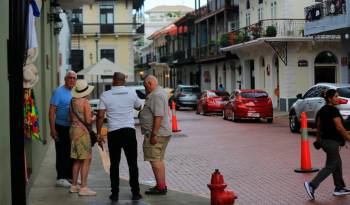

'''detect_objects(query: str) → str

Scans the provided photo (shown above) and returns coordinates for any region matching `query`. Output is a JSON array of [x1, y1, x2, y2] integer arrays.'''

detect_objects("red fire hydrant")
[[208, 169, 237, 205]]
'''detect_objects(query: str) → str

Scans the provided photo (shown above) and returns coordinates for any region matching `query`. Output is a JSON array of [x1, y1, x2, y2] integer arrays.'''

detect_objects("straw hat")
[[23, 48, 39, 88], [71, 80, 94, 98]]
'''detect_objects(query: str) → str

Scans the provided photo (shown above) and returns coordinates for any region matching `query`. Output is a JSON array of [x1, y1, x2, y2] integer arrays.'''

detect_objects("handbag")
[[70, 100, 98, 146], [313, 140, 321, 150]]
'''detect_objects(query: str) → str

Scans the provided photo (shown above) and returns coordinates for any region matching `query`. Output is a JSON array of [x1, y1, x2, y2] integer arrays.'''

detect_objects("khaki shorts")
[[143, 136, 170, 161]]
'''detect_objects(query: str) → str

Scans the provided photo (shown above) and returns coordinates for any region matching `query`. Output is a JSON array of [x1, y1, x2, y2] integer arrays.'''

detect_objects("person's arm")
[[150, 116, 163, 144], [49, 104, 57, 140], [333, 117, 350, 141], [316, 115, 321, 141], [83, 100, 93, 126], [96, 109, 106, 142]]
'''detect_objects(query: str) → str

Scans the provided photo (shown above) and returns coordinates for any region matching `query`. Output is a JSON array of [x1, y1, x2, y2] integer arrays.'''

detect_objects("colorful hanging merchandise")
[[24, 88, 41, 141]]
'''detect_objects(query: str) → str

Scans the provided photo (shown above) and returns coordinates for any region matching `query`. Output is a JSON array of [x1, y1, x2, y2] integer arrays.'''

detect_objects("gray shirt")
[[139, 86, 171, 137]]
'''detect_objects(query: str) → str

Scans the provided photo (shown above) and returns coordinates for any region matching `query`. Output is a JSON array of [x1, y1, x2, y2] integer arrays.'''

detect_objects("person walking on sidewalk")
[[96, 72, 143, 201], [139, 75, 172, 195], [49, 71, 77, 188], [69, 80, 96, 196], [304, 89, 350, 200]]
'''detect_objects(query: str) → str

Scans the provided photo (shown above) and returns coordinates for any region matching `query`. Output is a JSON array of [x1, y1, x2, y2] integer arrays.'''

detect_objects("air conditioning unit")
[[228, 21, 238, 32]]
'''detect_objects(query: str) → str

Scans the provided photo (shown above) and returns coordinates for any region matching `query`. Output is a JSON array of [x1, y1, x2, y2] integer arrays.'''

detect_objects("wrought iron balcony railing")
[[196, 0, 237, 19], [305, 0, 346, 22], [70, 22, 145, 35], [219, 19, 305, 47]]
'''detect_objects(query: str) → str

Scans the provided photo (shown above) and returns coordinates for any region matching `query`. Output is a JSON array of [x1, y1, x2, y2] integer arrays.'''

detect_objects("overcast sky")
[[144, 0, 195, 11]]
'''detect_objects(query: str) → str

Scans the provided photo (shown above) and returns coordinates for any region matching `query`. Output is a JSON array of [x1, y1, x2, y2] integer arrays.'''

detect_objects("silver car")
[[289, 83, 350, 133], [172, 85, 201, 110]]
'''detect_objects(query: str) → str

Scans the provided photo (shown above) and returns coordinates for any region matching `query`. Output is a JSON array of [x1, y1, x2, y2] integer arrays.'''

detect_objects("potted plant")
[[236, 32, 244, 44], [220, 33, 229, 47], [266, 25, 277, 37]]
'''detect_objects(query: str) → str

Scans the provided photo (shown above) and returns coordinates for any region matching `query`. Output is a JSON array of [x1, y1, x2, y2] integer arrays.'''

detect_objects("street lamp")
[[94, 32, 100, 98]]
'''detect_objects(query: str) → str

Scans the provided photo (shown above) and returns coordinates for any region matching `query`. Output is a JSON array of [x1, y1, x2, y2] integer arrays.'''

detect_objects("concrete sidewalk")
[[28, 142, 209, 205]]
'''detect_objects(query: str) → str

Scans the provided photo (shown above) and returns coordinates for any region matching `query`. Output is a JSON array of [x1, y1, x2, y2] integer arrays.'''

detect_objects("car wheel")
[[289, 111, 300, 133], [192, 105, 197, 110], [267, 118, 273, 123], [202, 106, 207, 115]]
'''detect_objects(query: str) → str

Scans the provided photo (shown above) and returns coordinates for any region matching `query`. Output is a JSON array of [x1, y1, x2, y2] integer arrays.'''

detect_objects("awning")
[[78, 58, 122, 76]]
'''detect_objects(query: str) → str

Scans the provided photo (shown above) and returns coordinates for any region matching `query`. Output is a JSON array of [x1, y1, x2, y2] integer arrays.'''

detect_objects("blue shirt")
[[50, 86, 72, 126]]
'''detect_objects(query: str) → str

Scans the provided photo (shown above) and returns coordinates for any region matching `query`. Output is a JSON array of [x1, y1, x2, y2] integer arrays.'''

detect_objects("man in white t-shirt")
[[96, 72, 143, 202]]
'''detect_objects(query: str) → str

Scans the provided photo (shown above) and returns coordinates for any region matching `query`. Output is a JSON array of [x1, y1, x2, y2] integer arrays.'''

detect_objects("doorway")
[[314, 51, 337, 84]]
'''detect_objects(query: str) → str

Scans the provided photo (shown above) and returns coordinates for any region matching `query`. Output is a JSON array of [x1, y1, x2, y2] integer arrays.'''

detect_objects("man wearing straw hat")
[[49, 71, 77, 188], [96, 72, 143, 201]]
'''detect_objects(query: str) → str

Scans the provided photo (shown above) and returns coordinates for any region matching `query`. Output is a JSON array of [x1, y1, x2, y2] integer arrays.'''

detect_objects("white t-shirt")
[[99, 86, 143, 132]]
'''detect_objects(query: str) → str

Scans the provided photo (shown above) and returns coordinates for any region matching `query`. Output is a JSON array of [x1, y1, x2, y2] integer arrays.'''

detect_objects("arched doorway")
[[314, 51, 338, 84]]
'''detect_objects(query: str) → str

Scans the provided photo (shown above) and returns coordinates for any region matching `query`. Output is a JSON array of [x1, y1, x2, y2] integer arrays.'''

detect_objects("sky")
[[144, 0, 195, 11]]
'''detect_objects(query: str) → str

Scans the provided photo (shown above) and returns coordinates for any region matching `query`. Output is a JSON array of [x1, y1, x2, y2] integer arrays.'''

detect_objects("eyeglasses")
[[67, 76, 77, 80]]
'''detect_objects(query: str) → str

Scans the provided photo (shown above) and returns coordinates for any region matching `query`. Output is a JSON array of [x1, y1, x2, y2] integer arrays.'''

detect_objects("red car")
[[223, 89, 273, 123], [196, 90, 229, 115]]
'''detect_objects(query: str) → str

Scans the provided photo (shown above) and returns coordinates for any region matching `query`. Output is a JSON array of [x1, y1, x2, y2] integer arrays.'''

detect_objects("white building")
[[58, 12, 71, 85], [221, 0, 344, 111]]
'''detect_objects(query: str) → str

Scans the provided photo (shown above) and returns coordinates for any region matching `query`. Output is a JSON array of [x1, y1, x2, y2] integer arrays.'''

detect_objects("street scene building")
[[2, 0, 350, 205]]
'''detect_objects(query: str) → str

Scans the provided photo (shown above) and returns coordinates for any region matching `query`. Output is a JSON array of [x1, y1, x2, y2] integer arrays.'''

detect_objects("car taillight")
[[207, 98, 215, 104], [267, 97, 272, 105], [338, 98, 348, 104]]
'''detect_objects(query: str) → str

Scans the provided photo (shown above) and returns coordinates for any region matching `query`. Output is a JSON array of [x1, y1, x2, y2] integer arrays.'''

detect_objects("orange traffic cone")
[[171, 101, 181, 132], [295, 112, 319, 173]]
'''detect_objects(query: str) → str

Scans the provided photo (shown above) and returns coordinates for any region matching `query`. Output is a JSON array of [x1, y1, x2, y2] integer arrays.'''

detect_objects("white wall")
[[58, 13, 71, 85]]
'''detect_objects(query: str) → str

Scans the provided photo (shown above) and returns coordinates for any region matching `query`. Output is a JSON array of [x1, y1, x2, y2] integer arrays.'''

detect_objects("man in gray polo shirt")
[[96, 72, 143, 201], [139, 75, 171, 195]]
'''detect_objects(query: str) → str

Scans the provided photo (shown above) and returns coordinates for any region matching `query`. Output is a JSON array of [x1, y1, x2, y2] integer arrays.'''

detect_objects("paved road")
[[116, 110, 350, 205]]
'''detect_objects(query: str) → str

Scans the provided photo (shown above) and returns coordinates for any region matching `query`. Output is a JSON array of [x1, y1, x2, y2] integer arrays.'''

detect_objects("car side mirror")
[[296, 93, 303, 99]]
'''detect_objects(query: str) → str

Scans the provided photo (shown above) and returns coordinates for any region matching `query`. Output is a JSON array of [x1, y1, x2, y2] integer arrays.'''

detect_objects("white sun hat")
[[71, 80, 94, 98]]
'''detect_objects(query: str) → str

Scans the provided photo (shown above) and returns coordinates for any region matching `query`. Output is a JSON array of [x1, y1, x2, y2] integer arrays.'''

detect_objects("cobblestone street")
[[115, 110, 350, 205]]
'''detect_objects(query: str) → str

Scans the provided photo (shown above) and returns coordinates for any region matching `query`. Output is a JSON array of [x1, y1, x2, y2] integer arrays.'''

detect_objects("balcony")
[[70, 22, 145, 36], [304, 0, 349, 35], [219, 19, 305, 47], [196, 42, 225, 61], [195, 1, 238, 23], [173, 48, 195, 64]]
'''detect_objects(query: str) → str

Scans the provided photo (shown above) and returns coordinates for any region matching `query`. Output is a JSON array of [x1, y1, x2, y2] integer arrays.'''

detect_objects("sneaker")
[[334, 187, 350, 196], [69, 185, 79, 193], [109, 193, 118, 201], [56, 179, 71, 188], [145, 186, 167, 195], [78, 187, 97, 196], [132, 193, 142, 200], [304, 182, 315, 200]]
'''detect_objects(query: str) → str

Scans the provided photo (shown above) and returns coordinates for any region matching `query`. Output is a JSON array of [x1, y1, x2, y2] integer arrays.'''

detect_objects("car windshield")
[[241, 92, 268, 98], [182, 87, 201, 93], [208, 91, 229, 97], [337, 87, 350, 98]]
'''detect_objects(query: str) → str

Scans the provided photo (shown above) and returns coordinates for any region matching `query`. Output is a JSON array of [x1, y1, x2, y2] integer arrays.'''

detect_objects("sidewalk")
[[28, 142, 209, 205]]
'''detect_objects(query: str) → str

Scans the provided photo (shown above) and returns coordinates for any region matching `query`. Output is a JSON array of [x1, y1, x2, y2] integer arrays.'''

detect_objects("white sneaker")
[[56, 179, 71, 188], [79, 187, 97, 196]]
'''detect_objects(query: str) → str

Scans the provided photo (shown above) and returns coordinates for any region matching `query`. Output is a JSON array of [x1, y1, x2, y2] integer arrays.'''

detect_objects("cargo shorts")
[[143, 135, 170, 161]]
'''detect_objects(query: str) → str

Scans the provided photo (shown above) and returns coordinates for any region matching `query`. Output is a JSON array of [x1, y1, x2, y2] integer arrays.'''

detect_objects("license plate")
[[248, 112, 260, 117]]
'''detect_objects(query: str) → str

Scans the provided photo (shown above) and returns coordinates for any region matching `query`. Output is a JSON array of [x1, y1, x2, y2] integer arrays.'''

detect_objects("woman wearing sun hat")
[[69, 79, 96, 196]]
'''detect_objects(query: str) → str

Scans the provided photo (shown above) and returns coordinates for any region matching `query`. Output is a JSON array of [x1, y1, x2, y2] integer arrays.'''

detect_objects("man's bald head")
[[113, 72, 126, 86], [143, 75, 158, 93]]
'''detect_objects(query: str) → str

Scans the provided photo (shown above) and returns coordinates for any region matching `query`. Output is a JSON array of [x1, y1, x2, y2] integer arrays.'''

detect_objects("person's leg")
[[122, 128, 140, 194], [332, 148, 346, 189], [55, 124, 65, 180], [150, 160, 166, 187], [61, 126, 73, 180], [108, 130, 122, 195], [311, 140, 338, 189], [80, 152, 92, 188], [72, 160, 82, 186]]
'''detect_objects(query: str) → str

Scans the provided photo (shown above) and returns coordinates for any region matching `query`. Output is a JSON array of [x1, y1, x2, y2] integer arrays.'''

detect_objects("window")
[[258, 7, 263, 21], [240, 91, 268, 98], [246, 13, 251, 26], [303, 86, 326, 98], [100, 49, 115, 62], [100, 5, 114, 33], [271, 1, 277, 19], [71, 8, 83, 34], [70, 50, 84, 73], [259, 0, 263, 4], [246, 0, 250, 9]]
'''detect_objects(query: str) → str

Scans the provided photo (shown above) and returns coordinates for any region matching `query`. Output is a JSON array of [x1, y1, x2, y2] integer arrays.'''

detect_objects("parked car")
[[196, 90, 229, 115], [170, 85, 201, 110], [223, 89, 273, 123], [289, 83, 350, 133], [88, 85, 146, 119]]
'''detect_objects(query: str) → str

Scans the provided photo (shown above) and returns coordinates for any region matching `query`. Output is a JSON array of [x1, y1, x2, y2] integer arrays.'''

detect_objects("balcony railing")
[[70, 22, 145, 35], [196, 0, 237, 19], [196, 43, 224, 60], [305, 0, 346, 22], [219, 19, 305, 47], [173, 48, 195, 63]]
